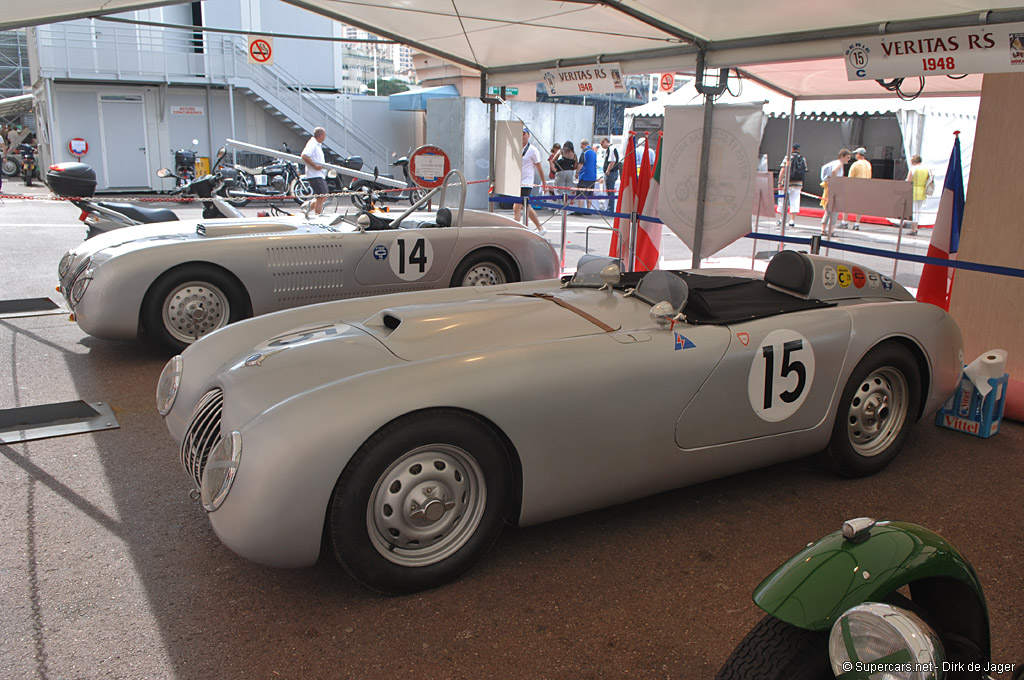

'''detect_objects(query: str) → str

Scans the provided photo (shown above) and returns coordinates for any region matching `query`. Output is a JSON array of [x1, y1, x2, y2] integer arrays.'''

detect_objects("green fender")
[[753, 520, 989, 655]]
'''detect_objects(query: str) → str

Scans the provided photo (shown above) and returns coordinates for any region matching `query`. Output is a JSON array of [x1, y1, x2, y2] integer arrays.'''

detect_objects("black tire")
[[291, 178, 313, 205], [716, 615, 830, 680], [328, 409, 512, 594], [825, 342, 921, 478], [221, 182, 250, 208], [142, 264, 250, 353], [349, 180, 374, 208], [450, 249, 519, 287], [408, 186, 428, 206], [1, 157, 17, 177]]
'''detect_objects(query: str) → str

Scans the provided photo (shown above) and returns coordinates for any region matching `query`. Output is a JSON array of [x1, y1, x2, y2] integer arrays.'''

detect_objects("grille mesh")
[[180, 388, 223, 487]]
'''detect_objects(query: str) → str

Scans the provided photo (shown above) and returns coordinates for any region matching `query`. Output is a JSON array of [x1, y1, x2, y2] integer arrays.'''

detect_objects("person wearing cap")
[[777, 143, 806, 227], [848, 147, 872, 230], [514, 127, 548, 236]]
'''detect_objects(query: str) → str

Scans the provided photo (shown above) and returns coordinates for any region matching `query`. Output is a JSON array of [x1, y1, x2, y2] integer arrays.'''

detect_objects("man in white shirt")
[[301, 127, 328, 215], [514, 127, 548, 236], [819, 148, 851, 236]]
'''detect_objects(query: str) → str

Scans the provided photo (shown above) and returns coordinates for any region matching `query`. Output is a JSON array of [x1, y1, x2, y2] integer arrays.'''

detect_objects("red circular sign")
[[408, 145, 451, 189], [249, 39, 272, 63], [659, 73, 675, 92], [68, 138, 88, 157]]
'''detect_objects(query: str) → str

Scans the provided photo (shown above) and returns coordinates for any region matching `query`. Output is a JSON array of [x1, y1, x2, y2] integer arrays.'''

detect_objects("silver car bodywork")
[[161, 252, 963, 588], [57, 207, 558, 346]]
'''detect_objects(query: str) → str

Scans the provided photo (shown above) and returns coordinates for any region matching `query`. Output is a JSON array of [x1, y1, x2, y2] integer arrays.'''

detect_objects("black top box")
[[47, 162, 97, 198]]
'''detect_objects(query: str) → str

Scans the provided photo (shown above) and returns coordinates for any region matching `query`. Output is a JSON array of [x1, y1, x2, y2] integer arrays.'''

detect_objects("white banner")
[[541, 63, 625, 96], [658, 104, 765, 260], [845, 22, 1024, 80]]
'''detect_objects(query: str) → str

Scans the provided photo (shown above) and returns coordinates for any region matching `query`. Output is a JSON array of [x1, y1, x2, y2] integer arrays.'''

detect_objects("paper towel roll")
[[964, 349, 1007, 398]]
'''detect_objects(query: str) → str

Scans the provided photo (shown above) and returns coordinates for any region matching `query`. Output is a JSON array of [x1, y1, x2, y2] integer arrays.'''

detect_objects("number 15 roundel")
[[747, 329, 815, 422]]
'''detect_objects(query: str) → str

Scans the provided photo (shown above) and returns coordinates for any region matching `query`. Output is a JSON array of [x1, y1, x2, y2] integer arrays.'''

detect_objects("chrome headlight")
[[156, 355, 183, 416], [58, 251, 74, 278], [200, 431, 242, 512], [70, 268, 94, 304], [829, 603, 944, 680]]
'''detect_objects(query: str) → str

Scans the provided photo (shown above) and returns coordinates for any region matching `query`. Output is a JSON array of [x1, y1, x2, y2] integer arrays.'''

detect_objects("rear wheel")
[[825, 343, 921, 477], [1, 157, 17, 176], [450, 249, 518, 287], [328, 410, 512, 594], [715, 615, 830, 680], [142, 265, 250, 353], [291, 178, 314, 204]]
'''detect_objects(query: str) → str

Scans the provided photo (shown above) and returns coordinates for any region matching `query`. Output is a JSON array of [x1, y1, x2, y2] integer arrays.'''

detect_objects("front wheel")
[[716, 615, 830, 680], [291, 178, 313, 205], [450, 249, 518, 287], [142, 264, 250, 353], [328, 409, 512, 594], [825, 342, 921, 477]]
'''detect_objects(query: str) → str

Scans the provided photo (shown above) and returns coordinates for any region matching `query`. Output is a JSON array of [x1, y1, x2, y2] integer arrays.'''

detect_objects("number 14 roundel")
[[746, 329, 815, 423]]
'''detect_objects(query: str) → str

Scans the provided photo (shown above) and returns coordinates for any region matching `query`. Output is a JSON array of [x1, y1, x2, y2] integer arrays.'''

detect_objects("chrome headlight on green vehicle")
[[829, 602, 944, 680]]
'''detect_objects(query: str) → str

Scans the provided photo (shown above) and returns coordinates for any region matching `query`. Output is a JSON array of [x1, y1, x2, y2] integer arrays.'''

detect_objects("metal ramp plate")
[[0, 297, 65, 319], [0, 400, 119, 444]]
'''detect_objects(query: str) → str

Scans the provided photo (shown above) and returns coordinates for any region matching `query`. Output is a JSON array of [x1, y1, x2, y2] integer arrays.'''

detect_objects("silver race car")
[[159, 251, 963, 593], [57, 183, 558, 352]]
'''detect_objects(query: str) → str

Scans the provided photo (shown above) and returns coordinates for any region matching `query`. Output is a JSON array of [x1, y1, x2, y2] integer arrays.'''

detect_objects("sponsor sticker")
[[837, 265, 852, 288], [851, 266, 866, 288], [736, 331, 750, 346], [867, 271, 880, 289], [880, 275, 894, 291], [373, 244, 388, 261], [822, 266, 838, 290], [674, 332, 696, 350]]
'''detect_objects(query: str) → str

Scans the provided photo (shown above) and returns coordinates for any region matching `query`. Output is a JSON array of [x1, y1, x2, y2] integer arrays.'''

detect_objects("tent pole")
[[691, 94, 715, 269]]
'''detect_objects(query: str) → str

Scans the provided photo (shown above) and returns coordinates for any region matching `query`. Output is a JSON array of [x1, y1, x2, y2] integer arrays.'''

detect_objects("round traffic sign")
[[408, 145, 451, 189], [68, 138, 88, 157]]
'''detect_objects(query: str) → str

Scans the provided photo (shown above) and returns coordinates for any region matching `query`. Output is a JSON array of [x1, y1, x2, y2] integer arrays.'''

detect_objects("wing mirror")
[[650, 300, 684, 327], [156, 168, 172, 178]]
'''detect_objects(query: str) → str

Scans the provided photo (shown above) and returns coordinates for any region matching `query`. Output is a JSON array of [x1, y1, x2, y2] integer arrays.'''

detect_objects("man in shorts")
[[301, 127, 329, 215], [514, 127, 548, 236]]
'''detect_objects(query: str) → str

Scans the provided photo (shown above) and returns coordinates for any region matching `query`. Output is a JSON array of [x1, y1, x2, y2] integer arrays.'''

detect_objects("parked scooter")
[[716, 518, 1022, 680], [171, 139, 199, 191], [19, 144, 37, 186], [47, 147, 242, 239], [348, 154, 427, 206]]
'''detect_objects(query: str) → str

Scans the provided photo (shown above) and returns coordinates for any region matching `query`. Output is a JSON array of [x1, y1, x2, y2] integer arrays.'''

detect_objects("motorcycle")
[[224, 143, 312, 205], [171, 140, 198, 191], [716, 517, 1022, 680], [19, 144, 37, 186], [47, 147, 242, 239], [348, 155, 427, 207]]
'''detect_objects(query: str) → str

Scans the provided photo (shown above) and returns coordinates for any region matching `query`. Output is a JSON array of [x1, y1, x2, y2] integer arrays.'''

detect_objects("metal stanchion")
[[810, 234, 821, 254], [626, 211, 639, 273], [559, 194, 568, 272]]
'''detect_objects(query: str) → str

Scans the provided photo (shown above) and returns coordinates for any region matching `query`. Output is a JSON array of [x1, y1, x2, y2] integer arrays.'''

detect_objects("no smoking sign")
[[248, 36, 274, 65], [659, 73, 675, 92]]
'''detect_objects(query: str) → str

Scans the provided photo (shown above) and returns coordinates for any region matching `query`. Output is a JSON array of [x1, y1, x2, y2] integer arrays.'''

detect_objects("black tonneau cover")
[[621, 271, 835, 325]]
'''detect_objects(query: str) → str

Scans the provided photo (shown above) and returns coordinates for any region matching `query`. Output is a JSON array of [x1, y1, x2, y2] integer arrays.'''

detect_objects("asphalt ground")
[[1, 184, 1021, 679]]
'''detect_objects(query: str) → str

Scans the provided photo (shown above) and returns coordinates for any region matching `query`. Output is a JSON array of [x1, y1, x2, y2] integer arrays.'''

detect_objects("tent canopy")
[[7, 2, 1023, 100], [388, 84, 460, 111]]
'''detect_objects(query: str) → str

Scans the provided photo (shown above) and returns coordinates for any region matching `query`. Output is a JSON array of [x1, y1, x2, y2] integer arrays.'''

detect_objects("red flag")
[[916, 133, 965, 310], [634, 134, 662, 271], [608, 134, 638, 261]]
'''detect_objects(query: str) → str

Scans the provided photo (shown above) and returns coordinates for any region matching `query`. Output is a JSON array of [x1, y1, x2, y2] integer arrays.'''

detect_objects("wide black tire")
[[450, 249, 519, 287], [328, 409, 512, 594], [142, 264, 250, 353], [716, 614, 831, 680], [408, 186, 428, 206], [349, 180, 374, 208], [220, 182, 250, 207], [825, 342, 921, 478]]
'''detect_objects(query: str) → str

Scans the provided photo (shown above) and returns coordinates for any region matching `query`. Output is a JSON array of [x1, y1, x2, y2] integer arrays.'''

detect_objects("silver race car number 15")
[[389, 236, 435, 282], [747, 329, 816, 422]]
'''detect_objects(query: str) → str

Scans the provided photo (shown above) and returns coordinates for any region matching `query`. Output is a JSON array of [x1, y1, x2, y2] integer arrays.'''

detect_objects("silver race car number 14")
[[747, 329, 816, 422], [389, 236, 435, 282]]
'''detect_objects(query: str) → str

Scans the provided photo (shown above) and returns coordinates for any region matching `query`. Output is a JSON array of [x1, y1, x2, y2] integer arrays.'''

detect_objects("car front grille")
[[180, 388, 223, 488]]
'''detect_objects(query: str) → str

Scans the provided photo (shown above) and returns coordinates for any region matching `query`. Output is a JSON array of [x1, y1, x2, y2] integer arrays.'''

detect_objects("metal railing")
[[34, 22, 391, 163]]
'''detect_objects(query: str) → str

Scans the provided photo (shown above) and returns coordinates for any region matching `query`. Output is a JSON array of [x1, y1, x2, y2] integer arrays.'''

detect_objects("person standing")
[[575, 139, 598, 213], [600, 138, 619, 212], [554, 141, 577, 209], [905, 154, 931, 235], [819, 148, 851, 236], [777, 143, 806, 227], [514, 127, 547, 236], [847, 147, 872, 230], [300, 126, 328, 215], [546, 143, 561, 195]]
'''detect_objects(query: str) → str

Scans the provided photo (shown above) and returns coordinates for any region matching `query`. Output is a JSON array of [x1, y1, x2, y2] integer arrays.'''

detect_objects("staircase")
[[223, 38, 392, 168]]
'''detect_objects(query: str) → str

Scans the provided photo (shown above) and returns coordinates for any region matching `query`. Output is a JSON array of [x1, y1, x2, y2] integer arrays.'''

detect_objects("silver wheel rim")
[[367, 444, 486, 567], [162, 281, 230, 344], [846, 366, 909, 457], [461, 262, 506, 286], [2, 158, 17, 175], [295, 180, 313, 198]]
